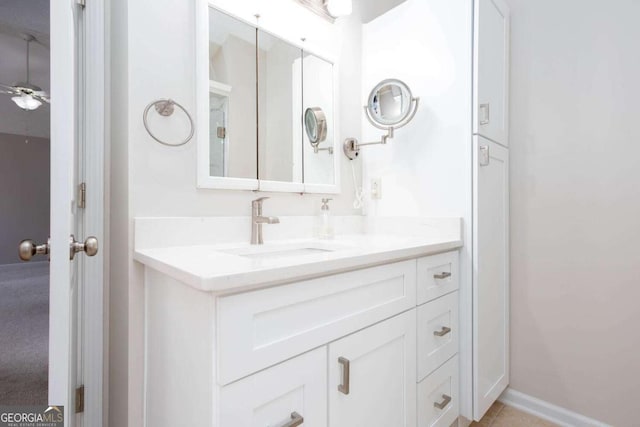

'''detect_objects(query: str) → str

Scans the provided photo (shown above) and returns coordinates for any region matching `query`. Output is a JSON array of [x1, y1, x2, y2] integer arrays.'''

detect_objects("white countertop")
[[134, 233, 462, 294]]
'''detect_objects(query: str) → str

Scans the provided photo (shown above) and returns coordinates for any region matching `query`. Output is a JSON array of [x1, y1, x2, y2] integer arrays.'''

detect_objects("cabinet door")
[[474, 0, 510, 146], [473, 136, 509, 420], [329, 311, 417, 427], [219, 347, 327, 427]]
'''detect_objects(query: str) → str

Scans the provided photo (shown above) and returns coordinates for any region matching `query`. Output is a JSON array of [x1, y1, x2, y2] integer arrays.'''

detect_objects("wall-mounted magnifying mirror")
[[305, 107, 332, 154], [343, 78, 419, 160], [367, 79, 415, 127]]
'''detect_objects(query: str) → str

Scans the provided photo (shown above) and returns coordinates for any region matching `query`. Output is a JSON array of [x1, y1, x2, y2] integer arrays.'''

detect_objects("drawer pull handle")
[[338, 357, 350, 395], [433, 326, 452, 337], [434, 272, 451, 280], [280, 412, 304, 427], [434, 394, 452, 410]]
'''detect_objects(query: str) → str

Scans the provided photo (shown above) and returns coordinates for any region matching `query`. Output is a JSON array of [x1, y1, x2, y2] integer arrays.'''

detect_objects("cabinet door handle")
[[279, 412, 304, 427], [433, 272, 451, 280], [338, 357, 350, 395], [479, 103, 490, 125], [433, 326, 452, 337], [479, 145, 490, 166], [434, 394, 452, 410]]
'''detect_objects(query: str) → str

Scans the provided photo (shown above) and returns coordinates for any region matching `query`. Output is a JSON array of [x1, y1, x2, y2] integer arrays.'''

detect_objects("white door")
[[219, 348, 327, 427], [473, 136, 509, 420], [18, 2, 104, 425], [474, 0, 510, 146], [328, 311, 417, 427], [49, 0, 81, 422]]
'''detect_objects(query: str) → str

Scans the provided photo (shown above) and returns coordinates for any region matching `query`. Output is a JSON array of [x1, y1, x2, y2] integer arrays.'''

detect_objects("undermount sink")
[[219, 242, 340, 261]]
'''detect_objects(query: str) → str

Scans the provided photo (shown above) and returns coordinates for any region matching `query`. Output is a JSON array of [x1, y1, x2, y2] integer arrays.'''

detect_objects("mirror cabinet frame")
[[196, 1, 341, 194]]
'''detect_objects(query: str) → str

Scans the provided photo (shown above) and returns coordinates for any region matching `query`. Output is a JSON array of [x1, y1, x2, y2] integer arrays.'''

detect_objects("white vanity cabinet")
[[142, 247, 461, 427]]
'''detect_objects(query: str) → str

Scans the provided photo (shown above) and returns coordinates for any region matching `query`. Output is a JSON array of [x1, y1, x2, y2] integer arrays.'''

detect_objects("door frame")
[[80, 0, 107, 424]]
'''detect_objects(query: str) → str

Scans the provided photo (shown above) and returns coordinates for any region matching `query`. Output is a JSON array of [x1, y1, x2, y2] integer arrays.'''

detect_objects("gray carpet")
[[0, 262, 49, 405]]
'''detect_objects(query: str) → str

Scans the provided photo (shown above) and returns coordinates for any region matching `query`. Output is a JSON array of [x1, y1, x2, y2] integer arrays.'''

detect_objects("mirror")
[[199, 6, 339, 192], [366, 79, 416, 128], [208, 9, 257, 179], [257, 30, 303, 184], [343, 78, 419, 160], [303, 53, 335, 187]]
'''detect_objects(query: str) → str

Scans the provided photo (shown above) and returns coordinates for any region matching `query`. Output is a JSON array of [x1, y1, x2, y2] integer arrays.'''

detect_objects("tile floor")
[[470, 402, 560, 427]]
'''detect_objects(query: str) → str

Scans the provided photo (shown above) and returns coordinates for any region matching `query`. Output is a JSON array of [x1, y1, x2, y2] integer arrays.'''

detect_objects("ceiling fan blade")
[[35, 94, 51, 104], [0, 83, 16, 90]]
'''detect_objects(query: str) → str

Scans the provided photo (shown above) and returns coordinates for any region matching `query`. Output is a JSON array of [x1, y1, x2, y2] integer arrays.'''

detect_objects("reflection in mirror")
[[303, 53, 335, 186], [304, 107, 327, 147], [257, 30, 303, 184], [208, 8, 257, 179]]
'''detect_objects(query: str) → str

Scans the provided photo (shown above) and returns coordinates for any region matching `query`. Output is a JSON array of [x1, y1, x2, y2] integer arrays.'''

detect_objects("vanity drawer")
[[417, 251, 459, 305], [417, 292, 459, 382], [219, 347, 327, 427], [217, 260, 417, 385], [417, 355, 459, 427]]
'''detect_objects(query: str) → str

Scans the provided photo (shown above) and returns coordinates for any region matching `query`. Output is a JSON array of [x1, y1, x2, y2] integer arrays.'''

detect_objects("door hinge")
[[76, 0, 86, 7], [75, 385, 85, 413], [78, 182, 86, 209]]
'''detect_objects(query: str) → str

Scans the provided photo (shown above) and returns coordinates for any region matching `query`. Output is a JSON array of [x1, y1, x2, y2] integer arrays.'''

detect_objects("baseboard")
[[499, 388, 611, 427]]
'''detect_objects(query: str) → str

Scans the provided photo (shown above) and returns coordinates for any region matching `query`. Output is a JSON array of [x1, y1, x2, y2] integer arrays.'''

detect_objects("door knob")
[[19, 239, 50, 261], [19, 236, 99, 261], [69, 235, 99, 260]]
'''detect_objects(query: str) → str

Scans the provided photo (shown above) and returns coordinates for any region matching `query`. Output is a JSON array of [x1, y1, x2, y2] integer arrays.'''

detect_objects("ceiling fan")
[[0, 34, 49, 110]]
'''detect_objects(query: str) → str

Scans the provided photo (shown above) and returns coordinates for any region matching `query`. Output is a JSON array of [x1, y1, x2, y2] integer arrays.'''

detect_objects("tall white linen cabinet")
[[472, 0, 510, 421]]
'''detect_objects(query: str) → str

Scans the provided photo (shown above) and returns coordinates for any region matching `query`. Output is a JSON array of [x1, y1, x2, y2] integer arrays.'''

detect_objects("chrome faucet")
[[251, 197, 280, 245]]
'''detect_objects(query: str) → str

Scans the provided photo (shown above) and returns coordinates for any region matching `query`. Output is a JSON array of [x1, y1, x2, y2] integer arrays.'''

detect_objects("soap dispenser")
[[318, 198, 334, 239]]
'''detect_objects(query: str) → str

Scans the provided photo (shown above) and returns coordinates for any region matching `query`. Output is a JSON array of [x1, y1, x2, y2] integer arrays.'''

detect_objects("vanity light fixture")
[[324, 0, 352, 17], [297, 0, 352, 22]]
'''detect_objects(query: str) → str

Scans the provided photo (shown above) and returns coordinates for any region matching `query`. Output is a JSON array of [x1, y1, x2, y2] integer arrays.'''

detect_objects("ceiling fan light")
[[325, 0, 352, 17], [12, 93, 42, 110]]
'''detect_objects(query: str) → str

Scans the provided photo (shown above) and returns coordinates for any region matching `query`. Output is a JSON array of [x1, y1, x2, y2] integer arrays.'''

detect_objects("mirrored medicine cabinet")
[[197, 6, 339, 193]]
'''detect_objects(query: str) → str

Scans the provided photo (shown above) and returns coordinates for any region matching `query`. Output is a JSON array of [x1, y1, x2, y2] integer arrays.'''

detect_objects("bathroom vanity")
[[134, 217, 462, 427]]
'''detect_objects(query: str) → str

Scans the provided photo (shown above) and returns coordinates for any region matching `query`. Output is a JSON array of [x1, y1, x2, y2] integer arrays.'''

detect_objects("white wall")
[[505, 0, 640, 425], [361, 0, 473, 418], [109, 0, 364, 425], [0, 133, 49, 265]]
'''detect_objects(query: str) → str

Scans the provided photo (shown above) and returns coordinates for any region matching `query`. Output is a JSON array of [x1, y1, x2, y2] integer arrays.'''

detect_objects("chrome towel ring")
[[143, 99, 195, 147]]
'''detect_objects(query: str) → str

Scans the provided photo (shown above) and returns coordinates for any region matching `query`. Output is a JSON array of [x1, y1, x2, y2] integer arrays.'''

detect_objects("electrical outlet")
[[371, 178, 382, 199]]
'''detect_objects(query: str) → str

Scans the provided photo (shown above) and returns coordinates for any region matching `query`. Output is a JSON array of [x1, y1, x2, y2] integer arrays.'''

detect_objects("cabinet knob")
[[433, 272, 451, 280]]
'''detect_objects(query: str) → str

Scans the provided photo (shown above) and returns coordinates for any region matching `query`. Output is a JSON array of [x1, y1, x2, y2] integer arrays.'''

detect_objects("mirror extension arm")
[[343, 97, 420, 160]]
